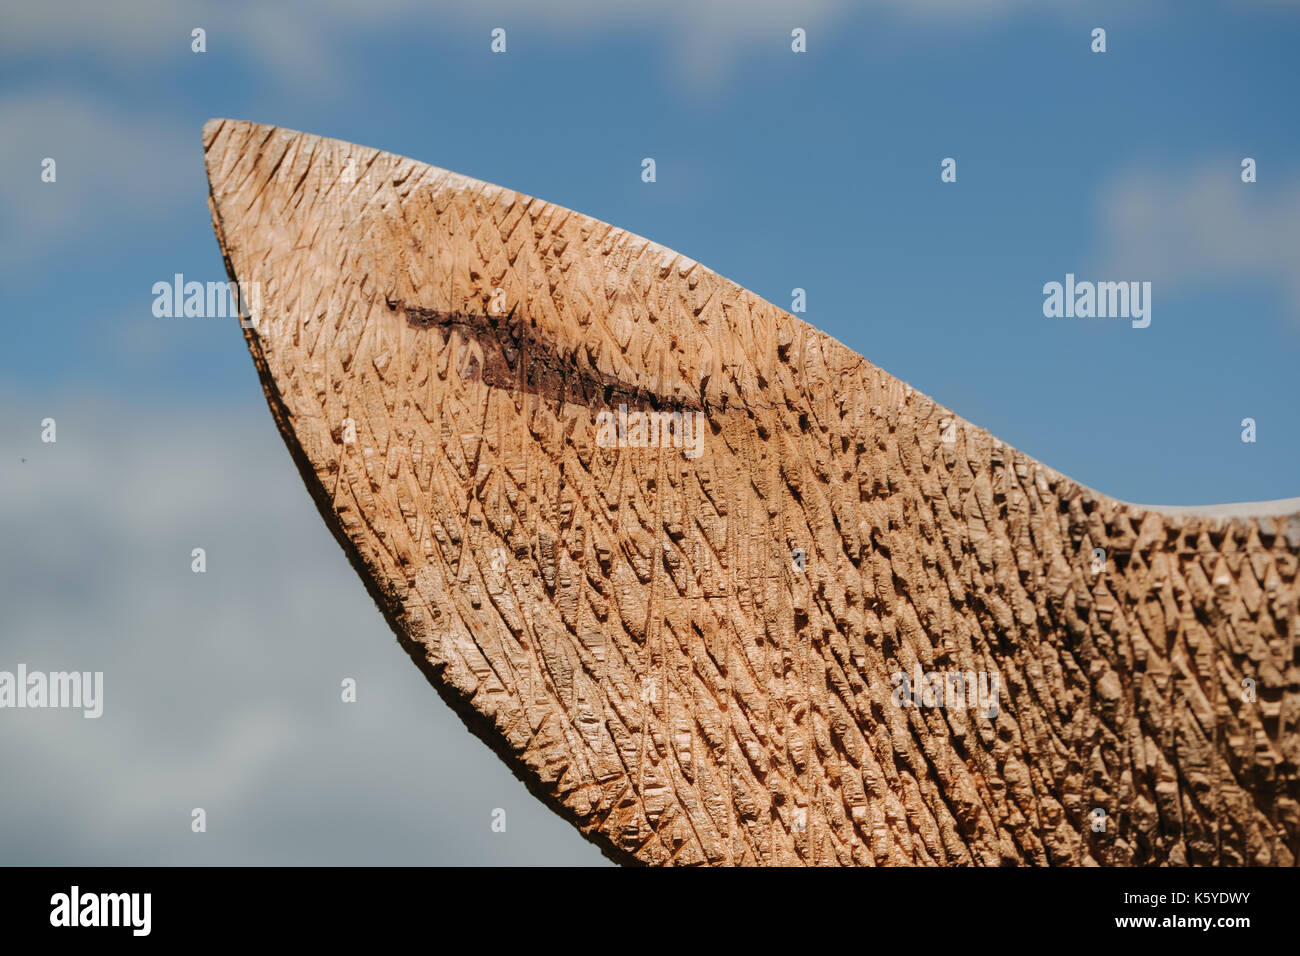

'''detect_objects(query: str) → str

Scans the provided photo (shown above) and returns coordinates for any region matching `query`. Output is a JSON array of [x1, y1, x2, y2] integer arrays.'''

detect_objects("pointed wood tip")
[[203, 119, 287, 194]]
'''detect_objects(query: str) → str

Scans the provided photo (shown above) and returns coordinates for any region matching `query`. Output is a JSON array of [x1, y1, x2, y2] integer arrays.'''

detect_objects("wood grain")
[[204, 119, 1300, 866]]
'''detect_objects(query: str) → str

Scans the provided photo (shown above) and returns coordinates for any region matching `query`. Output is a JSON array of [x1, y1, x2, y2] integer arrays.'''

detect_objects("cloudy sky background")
[[2, 0, 1298, 864]]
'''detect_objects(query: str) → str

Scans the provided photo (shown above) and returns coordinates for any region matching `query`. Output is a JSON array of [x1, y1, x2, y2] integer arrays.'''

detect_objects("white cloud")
[[0, 93, 195, 266], [0, 0, 1132, 92], [0, 396, 608, 864], [1093, 159, 1300, 314]]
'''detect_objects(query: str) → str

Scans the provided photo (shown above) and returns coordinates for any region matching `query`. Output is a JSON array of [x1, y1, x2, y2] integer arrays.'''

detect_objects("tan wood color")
[[205, 119, 1300, 866]]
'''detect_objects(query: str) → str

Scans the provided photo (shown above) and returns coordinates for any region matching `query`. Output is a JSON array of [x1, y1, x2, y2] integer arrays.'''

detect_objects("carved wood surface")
[[204, 119, 1300, 866]]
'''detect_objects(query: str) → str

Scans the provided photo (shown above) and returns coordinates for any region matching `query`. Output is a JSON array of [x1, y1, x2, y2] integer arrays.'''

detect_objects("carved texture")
[[204, 120, 1300, 866]]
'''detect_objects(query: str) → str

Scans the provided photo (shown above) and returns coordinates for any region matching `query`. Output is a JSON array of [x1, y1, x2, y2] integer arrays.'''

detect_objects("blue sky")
[[1, 0, 1298, 865], [4, 0, 1299, 502]]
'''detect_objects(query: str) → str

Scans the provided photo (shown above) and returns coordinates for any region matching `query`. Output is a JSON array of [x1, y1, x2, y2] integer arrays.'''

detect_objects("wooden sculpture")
[[205, 120, 1299, 866]]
